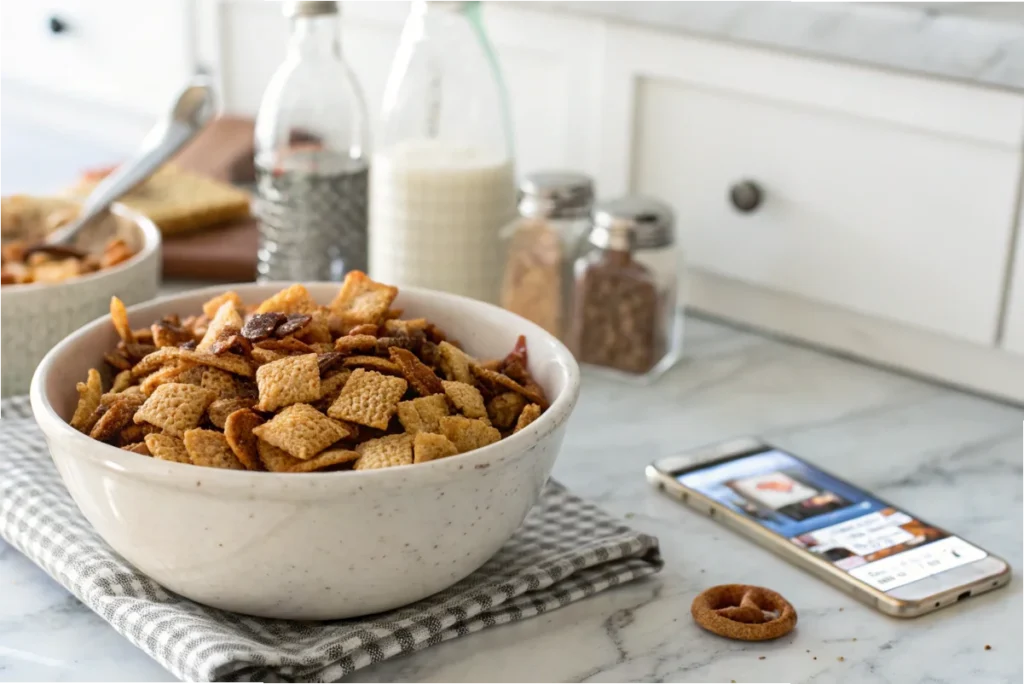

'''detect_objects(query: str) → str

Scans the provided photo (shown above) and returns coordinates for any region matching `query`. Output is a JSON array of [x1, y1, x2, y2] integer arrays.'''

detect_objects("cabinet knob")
[[729, 180, 763, 214], [48, 16, 69, 35]]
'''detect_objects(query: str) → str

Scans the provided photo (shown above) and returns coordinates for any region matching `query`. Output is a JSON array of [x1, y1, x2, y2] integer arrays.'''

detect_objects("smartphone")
[[647, 437, 1011, 617]]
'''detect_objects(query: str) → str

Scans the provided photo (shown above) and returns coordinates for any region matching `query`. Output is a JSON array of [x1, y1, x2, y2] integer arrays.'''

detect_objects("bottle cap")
[[518, 172, 595, 220], [590, 196, 674, 250], [284, 1, 339, 18]]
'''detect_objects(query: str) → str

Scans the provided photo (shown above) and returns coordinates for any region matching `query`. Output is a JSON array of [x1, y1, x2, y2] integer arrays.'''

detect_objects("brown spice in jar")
[[500, 220, 563, 337], [570, 249, 661, 374]]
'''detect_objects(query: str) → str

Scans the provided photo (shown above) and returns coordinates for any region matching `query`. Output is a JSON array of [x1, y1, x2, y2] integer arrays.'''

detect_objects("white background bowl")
[[2, 203, 161, 397], [30, 283, 580, 620]]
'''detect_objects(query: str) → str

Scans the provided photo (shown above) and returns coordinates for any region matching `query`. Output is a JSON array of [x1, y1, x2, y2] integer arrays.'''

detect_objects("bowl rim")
[[0, 202, 162, 296], [29, 281, 581, 489]]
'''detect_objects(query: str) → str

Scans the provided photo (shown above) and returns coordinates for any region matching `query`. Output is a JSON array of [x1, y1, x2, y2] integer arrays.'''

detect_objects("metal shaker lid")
[[518, 172, 595, 219], [590, 195, 675, 250], [284, 1, 339, 18]]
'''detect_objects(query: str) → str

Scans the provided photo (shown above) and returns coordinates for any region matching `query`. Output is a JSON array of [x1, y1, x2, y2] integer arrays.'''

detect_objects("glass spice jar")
[[568, 196, 683, 381], [499, 172, 595, 339]]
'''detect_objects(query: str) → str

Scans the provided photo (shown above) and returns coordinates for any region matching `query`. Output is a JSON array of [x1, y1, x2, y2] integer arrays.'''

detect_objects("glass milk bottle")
[[370, 0, 516, 303], [254, 1, 371, 282]]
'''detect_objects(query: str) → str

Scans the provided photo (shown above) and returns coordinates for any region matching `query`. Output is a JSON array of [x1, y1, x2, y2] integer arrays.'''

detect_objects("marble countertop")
[[537, 1, 1024, 92], [2, 315, 1021, 682]]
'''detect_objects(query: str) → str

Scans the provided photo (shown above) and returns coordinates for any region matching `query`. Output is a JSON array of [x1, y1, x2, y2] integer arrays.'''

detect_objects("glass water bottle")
[[370, 0, 516, 303], [254, 0, 371, 282]]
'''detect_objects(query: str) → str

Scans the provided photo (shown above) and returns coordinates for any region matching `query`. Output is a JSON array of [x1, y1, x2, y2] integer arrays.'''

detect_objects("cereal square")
[[438, 341, 474, 384], [353, 434, 413, 470], [141, 362, 197, 396], [486, 391, 527, 429], [89, 393, 145, 442], [208, 397, 257, 429], [252, 403, 352, 460], [334, 334, 379, 355], [257, 439, 304, 472], [514, 403, 542, 432], [70, 368, 103, 433], [329, 270, 397, 324], [287, 447, 360, 473], [224, 408, 266, 471], [439, 416, 501, 454], [133, 383, 216, 437], [122, 442, 151, 456], [396, 394, 449, 434], [183, 429, 245, 469], [145, 433, 191, 464], [442, 380, 488, 420], [255, 284, 318, 315], [327, 368, 407, 430], [251, 347, 288, 365], [255, 353, 321, 412], [413, 432, 458, 464], [202, 367, 250, 399]]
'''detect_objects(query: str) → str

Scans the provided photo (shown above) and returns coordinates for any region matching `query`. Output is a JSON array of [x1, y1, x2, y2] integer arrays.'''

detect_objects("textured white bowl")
[[30, 283, 580, 620], [2, 203, 161, 397]]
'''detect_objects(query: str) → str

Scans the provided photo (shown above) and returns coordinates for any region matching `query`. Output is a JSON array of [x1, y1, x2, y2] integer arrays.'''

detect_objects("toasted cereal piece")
[[120, 385, 144, 397], [176, 365, 206, 386], [471, 365, 548, 409], [311, 342, 335, 354], [329, 270, 397, 324], [297, 308, 332, 344], [346, 323, 379, 337], [145, 433, 191, 464], [133, 382, 216, 437], [318, 370, 351, 403], [208, 397, 257, 429], [255, 353, 321, 412], [353, 434, 413, 470], [382, 318, 429, 337], [183, 349, 254, 377], [122, 442, 151, 456], [130, 346, 184, 377], [390, 347, 443, 396], [70, 368, 104, 432], [89, 393, 145, 442], [197, 300, 245, 352], [334, 334, 379, 355], [255, 283, 318, 315], [256, 439, 304, 472], [251, 347, 288, 365], [252, 403, 352, 460], [202, 290, 243, 319], [514, 403, 542, 433], [256, 336, 316, 354], [151, 320, 195, 348], [110, 369, 134, 394], [110, 296, 135, 344], [438, 341, 474, 384], [104, 350, 133, 371], [201, 367, 250, 399], [183, 429, 245, 470], [287, 447, 360, 473], [118, 421, 159, 445], [442, 380, 488, 420], [396, 394, 449, 434], [439, 416, 501, 454], [413, 432, 459, 464], [224, 408, 266, 471], [141, 362, 197, 395], [487, 391, 527, 429], [327, 368, 407, 430], [32, 257, 80, 283], [317, 352, 345, 376], [342, 355, 403, 376]]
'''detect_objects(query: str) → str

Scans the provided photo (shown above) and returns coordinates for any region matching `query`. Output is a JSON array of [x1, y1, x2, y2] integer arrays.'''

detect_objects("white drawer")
[[0, 0, 193, 115], [601, 25, 1024, 347]]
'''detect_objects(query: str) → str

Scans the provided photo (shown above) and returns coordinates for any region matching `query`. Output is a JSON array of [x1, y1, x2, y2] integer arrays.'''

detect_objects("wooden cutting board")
[[160, 116, 259, 282]]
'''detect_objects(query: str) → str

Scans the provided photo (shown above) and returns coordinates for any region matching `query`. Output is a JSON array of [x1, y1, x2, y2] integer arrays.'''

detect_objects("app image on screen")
[[676, 449, 987, 591]]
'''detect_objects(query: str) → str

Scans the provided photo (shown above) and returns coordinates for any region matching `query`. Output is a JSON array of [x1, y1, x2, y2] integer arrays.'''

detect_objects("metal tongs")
[[33, 75, 215, 254]]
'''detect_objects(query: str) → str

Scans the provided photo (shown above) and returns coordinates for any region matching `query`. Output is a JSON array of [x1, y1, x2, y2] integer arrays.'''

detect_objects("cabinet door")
[[600, 23, 1024, 346]]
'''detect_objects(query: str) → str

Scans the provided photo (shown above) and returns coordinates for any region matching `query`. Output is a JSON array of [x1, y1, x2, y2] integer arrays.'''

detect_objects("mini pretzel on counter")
[[690, 584, 797, 641]]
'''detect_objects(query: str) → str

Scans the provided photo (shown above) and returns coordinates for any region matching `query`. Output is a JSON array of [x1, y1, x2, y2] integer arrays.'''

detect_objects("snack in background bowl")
[[68, 272, 548, 472], [30, 277, 579, 619], [1, 198, 161, 397]]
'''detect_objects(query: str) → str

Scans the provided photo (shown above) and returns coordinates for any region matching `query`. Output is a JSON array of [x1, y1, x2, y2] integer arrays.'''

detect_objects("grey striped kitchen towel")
[[0, 396, 662, 682]]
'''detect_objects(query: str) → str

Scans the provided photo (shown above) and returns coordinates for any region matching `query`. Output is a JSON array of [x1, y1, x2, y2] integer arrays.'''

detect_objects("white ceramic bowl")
[[30, 283, 580, 620], [2, 203, 161, 397]]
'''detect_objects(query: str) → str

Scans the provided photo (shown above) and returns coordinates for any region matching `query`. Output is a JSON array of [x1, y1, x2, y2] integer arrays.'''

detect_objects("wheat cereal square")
[[145, 433, 191, 464], [396, 394, 449, 434], [141, 362, 196, 396], [327, 368, 407, 430], [442, 380, 488, 420], [252, 403, 352, 460], [251, 347, 288, 365], [437, 341, 474, 384], [329, 271, 397, 324], [353, 434, 413, 470], [413, 432, 459, 464], [183, 429, 246, 469], [439, 415, 501, 454], [255, 284, 318, 315], [122, 442, 151, 456], [514, 403, 542, 432], [255, 353, 321, 412], [287, 447, 361, 472], [487, 391, 527, 429], [202, 367, 249, 399], [224, 409, 266, 470], [133, 383, 216, 437]]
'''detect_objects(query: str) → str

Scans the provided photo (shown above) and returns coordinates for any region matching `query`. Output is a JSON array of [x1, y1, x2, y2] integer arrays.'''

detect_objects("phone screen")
[[674, 447, 988, 592]]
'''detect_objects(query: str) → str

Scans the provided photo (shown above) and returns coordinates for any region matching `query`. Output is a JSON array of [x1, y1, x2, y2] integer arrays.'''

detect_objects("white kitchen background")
[[2, 0, 1023, 402]]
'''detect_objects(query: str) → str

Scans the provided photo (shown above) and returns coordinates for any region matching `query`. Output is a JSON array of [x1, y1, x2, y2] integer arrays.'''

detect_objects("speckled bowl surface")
[[30, 283, 580, 620], [2, 202, 161, 397]]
